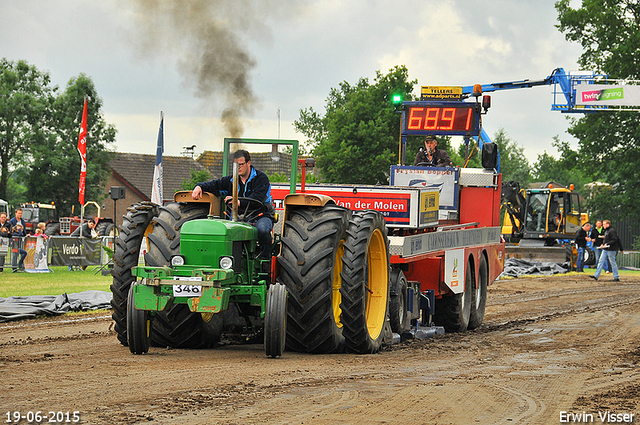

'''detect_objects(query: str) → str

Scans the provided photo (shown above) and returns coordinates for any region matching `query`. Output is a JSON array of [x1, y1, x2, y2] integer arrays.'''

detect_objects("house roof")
[[197, 151, 294, 178], [110, 153, 212, 200]]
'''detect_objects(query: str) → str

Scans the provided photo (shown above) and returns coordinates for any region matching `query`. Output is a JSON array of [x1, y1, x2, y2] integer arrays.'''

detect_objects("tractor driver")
[[191, 149, 276, 260], [414, 135, 453, 167]]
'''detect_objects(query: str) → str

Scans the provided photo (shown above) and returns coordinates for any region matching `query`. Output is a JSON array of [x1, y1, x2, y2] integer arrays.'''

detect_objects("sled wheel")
[[389, 268, 408, 334], [468, 254, 488, 330], [277, 204, 351, 353], [340, 210, 390, 354], [434, 256, 473, 332], [127, 284, 150, 354], [265, 282, 288, 358]]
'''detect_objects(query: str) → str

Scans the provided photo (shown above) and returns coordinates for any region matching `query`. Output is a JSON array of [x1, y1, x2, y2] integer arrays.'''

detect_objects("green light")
[[392, 94, 403, 104]]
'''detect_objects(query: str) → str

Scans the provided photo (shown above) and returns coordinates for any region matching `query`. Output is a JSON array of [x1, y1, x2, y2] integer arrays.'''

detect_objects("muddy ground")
[[1, 273, 640, 425]]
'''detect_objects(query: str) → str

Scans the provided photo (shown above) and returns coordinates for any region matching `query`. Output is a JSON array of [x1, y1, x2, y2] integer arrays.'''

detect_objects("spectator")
[[590, 220, 621, 282], [35, 222, 48, 239], [574, 222, 591, 273], [590, 220, 610, 274], [70, 219, 97, 238], [9, 208, 27, 272], [0, 212, 11, 272]]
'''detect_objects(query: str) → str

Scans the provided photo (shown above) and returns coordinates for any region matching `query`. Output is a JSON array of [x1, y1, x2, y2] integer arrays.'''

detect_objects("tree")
[[556, 0, 640, 220], [294, 66, 416, 184], [181, 169, 213, 190], [532, 136, 589, 190], [26, 74, 116, 216], [491, 128, 531, 185], [0, 58, 55, 201]]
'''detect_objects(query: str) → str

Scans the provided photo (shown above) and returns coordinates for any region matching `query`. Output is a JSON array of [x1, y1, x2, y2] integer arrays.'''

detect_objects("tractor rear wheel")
[[340, 210, 390, 354], [44, 222, 60, 236], [434, 256, 473, 332], [264, 282, 287, 358], [95, 221, 114, 237], [127, 284, 150, 354], [277, 204, 351, 354], [468, 255, 488, 330], [111, 202, 159, 346], [144, 202, 224, 349]]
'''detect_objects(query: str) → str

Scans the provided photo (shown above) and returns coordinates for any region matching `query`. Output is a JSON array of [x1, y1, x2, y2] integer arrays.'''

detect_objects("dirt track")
[[2, 274, 640, 425]]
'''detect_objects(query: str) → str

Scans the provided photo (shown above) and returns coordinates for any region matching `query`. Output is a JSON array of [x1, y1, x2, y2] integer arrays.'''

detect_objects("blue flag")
[[151, 112, 164, 205]]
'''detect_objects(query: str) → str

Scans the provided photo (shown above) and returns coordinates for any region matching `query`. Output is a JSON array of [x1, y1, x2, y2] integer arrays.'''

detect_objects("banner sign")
[[390, 165, 458, 210], [23, 236, 50, 272], [576, 84, 640, 106], [49, 237, 101, 266]]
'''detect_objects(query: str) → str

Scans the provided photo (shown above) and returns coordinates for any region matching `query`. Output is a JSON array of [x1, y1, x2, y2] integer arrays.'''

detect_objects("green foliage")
[[268, 171, 321, 184], [532, 136, 589, 191], [26, 74, 116, 216], [181, 169, 213, 190], [294, 65, 417, 184], [0, 59, 117, 216], [491, 128, 531, 185], [0, 58, 55, 201], [556, 0, 640, 221], [453, 139, 481, 168]]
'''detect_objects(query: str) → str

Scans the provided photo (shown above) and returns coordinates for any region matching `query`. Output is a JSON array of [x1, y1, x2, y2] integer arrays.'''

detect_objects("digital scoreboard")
[[401, 101, 481, 137]]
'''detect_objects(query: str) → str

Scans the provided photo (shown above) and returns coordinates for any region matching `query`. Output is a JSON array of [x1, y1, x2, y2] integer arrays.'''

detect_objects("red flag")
[[77, 97, 88, 205]]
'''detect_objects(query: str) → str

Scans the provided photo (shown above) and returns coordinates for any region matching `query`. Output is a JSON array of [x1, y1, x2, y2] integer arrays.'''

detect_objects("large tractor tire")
[[340, 210, 390, 354], [434, 256, 473, 332], [95, 221, 115, 237], [44, 222, 60, 236], [277, 204, 351, 354], [111, 202, 159, 346], [468, 254, 488, 330], [144, 202, 224, 349]]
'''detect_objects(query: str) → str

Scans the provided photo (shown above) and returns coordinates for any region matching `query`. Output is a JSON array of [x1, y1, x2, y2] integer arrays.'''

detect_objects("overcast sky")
[[2, 0, 584, 164]]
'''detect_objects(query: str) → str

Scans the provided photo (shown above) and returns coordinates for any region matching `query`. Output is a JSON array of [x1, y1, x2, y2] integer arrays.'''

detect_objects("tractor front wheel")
[[264, 282, 287, 358], [127, 284, 150, 354]]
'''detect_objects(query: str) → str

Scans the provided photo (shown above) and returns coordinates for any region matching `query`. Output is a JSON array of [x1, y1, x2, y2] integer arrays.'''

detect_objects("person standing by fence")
[[9, 208, 27, 272], [574, 222, 591, 273], [590, 220, 621, 282], [0, 212, 10, 272], [590, 220, 611, 274]]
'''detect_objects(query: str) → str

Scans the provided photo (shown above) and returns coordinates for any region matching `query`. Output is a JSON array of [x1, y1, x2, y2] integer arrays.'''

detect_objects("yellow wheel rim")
[[332, 239, 345, 329], [365, 228, 388, 339]]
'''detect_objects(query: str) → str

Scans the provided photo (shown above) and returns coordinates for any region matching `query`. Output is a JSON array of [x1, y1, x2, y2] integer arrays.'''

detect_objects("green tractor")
[[110, 138, 390, 357], [127, 188, 287, 357]]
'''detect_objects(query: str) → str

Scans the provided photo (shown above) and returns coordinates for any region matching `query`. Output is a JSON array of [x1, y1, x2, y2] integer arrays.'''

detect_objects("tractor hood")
[[179, 217, 258, 270]]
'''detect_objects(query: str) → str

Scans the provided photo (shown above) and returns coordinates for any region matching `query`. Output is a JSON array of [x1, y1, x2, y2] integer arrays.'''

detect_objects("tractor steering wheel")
[[225, 197, 268, 222], [416, 162, 434, 167]]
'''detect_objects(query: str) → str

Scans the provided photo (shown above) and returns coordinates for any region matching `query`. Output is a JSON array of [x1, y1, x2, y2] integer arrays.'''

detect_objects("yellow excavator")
[[501, 181, 590, 265]]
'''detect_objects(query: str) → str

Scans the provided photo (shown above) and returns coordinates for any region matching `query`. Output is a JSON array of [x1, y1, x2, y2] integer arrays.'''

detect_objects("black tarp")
[[499, 257, 571, 278], [0, 290, 112, 323]]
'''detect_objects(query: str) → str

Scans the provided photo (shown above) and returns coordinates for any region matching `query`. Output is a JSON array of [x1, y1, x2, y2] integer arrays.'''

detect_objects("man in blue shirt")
[[192, 150, 275, 260]]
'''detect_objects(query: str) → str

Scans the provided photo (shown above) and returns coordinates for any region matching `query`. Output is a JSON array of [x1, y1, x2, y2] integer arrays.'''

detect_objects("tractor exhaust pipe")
[[232, 162, 239, 222]]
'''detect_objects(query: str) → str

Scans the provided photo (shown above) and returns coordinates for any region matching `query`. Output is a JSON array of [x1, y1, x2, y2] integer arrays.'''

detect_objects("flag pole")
[[77, 96, 88, 238], [151, 112, 164, 205]]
